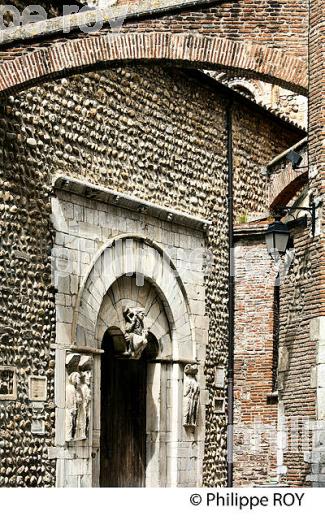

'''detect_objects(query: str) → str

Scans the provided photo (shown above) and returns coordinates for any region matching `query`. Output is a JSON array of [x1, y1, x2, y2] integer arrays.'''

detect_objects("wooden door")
[[100, 334, 147, 487]]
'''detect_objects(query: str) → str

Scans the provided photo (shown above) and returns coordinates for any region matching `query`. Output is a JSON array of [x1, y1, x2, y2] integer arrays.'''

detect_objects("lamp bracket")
[[274, 201, 321, 237]]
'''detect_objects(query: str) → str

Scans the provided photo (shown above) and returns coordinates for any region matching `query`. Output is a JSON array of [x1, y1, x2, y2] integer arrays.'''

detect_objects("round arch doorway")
[[56, 238, 204, 488], [100, 327, 159, 487]]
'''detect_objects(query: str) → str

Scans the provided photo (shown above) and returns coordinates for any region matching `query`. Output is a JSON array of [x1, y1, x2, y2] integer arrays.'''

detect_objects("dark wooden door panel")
[[100, 337, 147, 487]]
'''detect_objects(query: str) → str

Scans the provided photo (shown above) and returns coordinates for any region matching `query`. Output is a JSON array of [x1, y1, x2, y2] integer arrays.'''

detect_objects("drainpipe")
[[226, 98, 234, 487]]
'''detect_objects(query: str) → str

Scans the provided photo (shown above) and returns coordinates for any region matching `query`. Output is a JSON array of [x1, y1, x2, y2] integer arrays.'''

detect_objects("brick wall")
[[233, 231, 278, 486], [122, 0, 308, 57], [0, 1, 308, 96], [233, 214, 318, 487], [309, 0, 325, 198], [0, 1, 308, 57], [233, 150, 321, 487]]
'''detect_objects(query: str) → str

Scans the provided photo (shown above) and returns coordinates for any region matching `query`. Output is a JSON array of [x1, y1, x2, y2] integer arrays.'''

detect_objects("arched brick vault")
[[268, 145, 308, 209], [0, 32, 308, 96], [269, 169, 308, 209]]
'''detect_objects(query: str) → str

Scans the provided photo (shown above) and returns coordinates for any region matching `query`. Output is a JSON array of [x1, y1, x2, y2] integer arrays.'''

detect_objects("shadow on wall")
[[278, 227, 316, 485]]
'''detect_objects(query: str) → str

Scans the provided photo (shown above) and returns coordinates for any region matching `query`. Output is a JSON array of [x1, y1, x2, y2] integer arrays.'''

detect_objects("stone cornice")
[[234, 222, 269, 240], [0, 0, 223, 47], [53, 174, 212, 233]]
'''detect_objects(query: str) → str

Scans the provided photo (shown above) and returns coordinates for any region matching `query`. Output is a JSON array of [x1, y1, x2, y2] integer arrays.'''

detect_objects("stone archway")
[[97, 276, 171, 487], [56, 234, 205, 488], [73, 234, 195, 360], [95, 276, 173, 359]]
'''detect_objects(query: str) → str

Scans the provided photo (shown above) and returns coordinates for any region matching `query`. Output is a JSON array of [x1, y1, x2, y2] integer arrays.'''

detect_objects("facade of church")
[[0, 0, 324, 488]]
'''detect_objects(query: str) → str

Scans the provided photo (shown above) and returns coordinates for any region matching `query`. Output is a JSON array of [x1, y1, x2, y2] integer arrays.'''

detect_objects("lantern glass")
[[265, 218, 290, 257], [265, 232, 275, 252], [275, 232, 290, 254]]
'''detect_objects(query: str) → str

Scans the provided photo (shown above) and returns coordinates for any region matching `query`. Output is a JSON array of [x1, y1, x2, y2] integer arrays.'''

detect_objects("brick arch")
[[268, 145, 308, 209], [269, 169, 308, 210], [0, 32, 307, 96]]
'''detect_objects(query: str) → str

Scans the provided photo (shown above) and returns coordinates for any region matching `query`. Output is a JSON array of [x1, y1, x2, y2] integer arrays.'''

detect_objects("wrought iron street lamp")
[[265, 214, 290, 258], [265, 202, 317, 258]]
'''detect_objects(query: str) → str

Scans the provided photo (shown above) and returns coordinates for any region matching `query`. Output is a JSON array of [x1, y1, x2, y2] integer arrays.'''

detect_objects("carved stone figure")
[[65, 354, 93, 442], [76, 370, 92, 440], [123, 307, 148, 359], [65, 372, 82, 442], [183, 364, 200, 428]]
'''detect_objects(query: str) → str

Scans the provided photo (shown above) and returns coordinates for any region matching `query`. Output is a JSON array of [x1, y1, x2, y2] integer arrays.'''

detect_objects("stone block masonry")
[[52, 190, 209, 486]]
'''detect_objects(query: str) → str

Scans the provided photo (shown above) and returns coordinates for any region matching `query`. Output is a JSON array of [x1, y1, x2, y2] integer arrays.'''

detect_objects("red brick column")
[[307, 0, 325, 486], [233, 226, 278, 486], [309, 1, 325, 197]]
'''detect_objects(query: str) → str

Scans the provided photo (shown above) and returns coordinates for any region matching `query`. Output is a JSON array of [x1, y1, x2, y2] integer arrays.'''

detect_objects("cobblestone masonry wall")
[[0, 100, 56, 485], [231, 104, 299, 218], [0, 64, 303, 486]]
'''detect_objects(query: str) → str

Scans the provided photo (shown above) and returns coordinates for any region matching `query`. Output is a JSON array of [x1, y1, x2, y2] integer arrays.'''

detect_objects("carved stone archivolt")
[[65, 354, 93, 442], [122, 306, 148, 359], [183, 363, 200, 428]]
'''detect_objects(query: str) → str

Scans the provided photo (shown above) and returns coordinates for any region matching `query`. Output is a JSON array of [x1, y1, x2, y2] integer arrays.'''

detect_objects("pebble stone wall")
[[0, 64, 303, 486], [0, 103, 56, 486]]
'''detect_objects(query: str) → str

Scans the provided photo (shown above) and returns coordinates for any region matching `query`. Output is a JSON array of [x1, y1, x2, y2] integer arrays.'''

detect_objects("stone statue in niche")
[[183, 363, 200, 428], [76, 367, 92, 440], [122, 306, 148, 359], [65, 354, 93, 442], [65, 372, 82, 442]]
